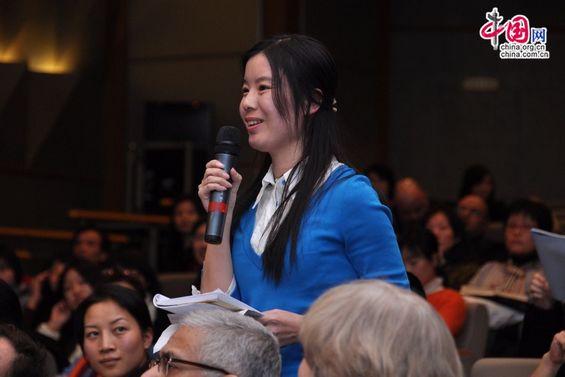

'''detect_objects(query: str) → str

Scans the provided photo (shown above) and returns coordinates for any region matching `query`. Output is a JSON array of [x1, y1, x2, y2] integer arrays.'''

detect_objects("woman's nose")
[[100, 333, 116, 351], [241, 91, 256, 111]]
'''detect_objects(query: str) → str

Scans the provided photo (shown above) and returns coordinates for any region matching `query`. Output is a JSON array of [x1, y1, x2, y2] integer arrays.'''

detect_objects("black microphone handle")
[[205, 152, 237, 244]]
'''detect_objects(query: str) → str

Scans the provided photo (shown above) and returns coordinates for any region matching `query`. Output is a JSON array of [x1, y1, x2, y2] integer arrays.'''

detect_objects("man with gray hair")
[[0, 324, 49, 377], [142, 307, 281, 377]]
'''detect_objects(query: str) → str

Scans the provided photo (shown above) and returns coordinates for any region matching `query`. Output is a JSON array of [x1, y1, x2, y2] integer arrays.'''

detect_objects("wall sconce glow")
[[462, 76, 500, 92], [28, 53, 75, 74], [0, 43, 24, 63]]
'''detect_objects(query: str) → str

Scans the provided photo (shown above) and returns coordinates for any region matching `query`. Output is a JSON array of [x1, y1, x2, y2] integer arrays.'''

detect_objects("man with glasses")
[[456, 194, 489, 239], [142, 308, 281, 376]]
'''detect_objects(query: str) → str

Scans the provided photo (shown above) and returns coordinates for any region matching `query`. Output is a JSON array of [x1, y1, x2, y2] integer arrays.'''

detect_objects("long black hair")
[[234, 34, 347, 283]]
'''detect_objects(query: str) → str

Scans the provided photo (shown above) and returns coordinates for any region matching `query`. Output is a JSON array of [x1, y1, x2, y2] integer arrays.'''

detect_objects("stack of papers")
[[153, 289, 262, 318], [532, 228, 565, 301]]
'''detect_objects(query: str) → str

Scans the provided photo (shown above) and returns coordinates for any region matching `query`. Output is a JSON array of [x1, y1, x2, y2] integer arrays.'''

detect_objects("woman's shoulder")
[[325, 164, 373, 192], [319, 165, 379, 204]]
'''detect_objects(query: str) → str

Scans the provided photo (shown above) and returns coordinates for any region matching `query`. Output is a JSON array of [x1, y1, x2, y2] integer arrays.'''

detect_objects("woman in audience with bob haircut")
[[69, 284, 153, 377], [33, 260, 101, 372], [298, 280, 463, 377], [424, 204, 485, 289]]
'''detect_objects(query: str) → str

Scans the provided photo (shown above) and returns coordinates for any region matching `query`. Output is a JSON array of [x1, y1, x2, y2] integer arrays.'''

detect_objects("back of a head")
[[300, 280, 463, 377], [0, 324, 48, 377], [459, 164, 492, 199], [398, 227, 439, 262], [177, 308, 281, 377], [0, 247, 23, 286]]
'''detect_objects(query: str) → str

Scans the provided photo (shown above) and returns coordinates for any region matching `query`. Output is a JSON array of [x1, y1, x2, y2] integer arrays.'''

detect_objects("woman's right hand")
[[548, 331, 565, 367], [528, 272, 553, 310], [26, 270, 49, 311], [198, 160, 242, 213], [46, 301, 71, 332]]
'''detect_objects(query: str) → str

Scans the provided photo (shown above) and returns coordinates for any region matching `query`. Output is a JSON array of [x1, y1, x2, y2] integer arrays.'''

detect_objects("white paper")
[[152, 289, 262, 317], [532, 228, 565, 301]]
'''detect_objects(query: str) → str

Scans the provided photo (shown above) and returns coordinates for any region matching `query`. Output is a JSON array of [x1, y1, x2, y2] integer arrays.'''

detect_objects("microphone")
[[205, 126, 241, 244]]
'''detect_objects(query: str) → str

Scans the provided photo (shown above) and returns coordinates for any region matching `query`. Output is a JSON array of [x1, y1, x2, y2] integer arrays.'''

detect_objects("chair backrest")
[[456, 301, 489, 359], [158, 272, 196, 297], [471, 358, 540, 377]]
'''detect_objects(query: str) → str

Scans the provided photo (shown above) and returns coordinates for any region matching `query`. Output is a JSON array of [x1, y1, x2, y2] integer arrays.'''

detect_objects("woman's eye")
[[258, 85, 271, 91], [85, 331, 98, 339], [114, 326, 128, 334], [241, 87, 249, 95]]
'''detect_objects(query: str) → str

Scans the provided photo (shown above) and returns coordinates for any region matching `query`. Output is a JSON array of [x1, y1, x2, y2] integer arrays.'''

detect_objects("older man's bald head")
[[394, 178, 429, 224]]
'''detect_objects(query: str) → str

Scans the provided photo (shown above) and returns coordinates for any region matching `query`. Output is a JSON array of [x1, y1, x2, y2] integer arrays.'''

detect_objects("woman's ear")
[[309, 89, 323, 114], [143, 328, 154, 349]]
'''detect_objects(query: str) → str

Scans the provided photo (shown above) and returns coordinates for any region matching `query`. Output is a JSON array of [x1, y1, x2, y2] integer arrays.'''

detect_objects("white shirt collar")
[[252, 164, 300, 209], [424, 276, 445, 295]]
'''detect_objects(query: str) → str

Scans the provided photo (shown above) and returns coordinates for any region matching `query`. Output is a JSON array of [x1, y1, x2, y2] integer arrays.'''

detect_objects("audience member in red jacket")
[[400, 228, 466, 336]]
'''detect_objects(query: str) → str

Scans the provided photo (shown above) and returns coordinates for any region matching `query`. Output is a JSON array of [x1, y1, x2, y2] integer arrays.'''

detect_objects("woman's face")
[[63, 269, 93, 311], [240, 53, 302, 160], [173, 200, 200, 234], [505, 213, 537, 255], [83, 300, 152, 377], [426, 212, 456, 257]]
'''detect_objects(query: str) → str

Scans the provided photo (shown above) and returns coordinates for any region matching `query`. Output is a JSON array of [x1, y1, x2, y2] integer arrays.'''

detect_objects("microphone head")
[[214, 126, 241, 155]]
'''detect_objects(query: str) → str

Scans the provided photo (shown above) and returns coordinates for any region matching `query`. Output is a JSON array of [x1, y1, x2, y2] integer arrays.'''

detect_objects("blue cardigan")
[[231, 165, 408, 377]]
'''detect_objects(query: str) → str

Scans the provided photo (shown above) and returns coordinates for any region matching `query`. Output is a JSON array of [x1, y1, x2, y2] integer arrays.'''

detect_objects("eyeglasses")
[[149, 353, 230, 376], [457, 206, 485, 218]]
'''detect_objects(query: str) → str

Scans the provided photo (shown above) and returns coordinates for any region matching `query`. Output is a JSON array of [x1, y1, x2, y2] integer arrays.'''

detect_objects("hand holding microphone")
[[198, 126, 242, 244]]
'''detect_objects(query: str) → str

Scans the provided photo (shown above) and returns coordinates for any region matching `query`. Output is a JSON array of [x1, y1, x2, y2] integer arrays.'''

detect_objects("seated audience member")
[[0, 247, 25, 297], [0, 279, 23, 327], [458, 164, 507, 222], [34, 261, 100, 372], [467, 199, 552, 297], [465, 198, 553, 355], [531, 331, 565, 377], [143, 308, 281, 377], [190, 220, 207, 290], [100, 264, 169, 340], [72, 226, 110, 265], [457, 194, 505, 262], [457, 194, 489, 239], [426, 205, 490, 289], [298, 280, 463, 377], [159, 194, 204, 273], [425, 205, 465, 262], [69, 284, 153, 377], [393, 177, 430, 232], [0, 324, 49, 377], [400, 228, 466, 336], [24, 256, 67, 329], [363, 163, 396, 206]]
